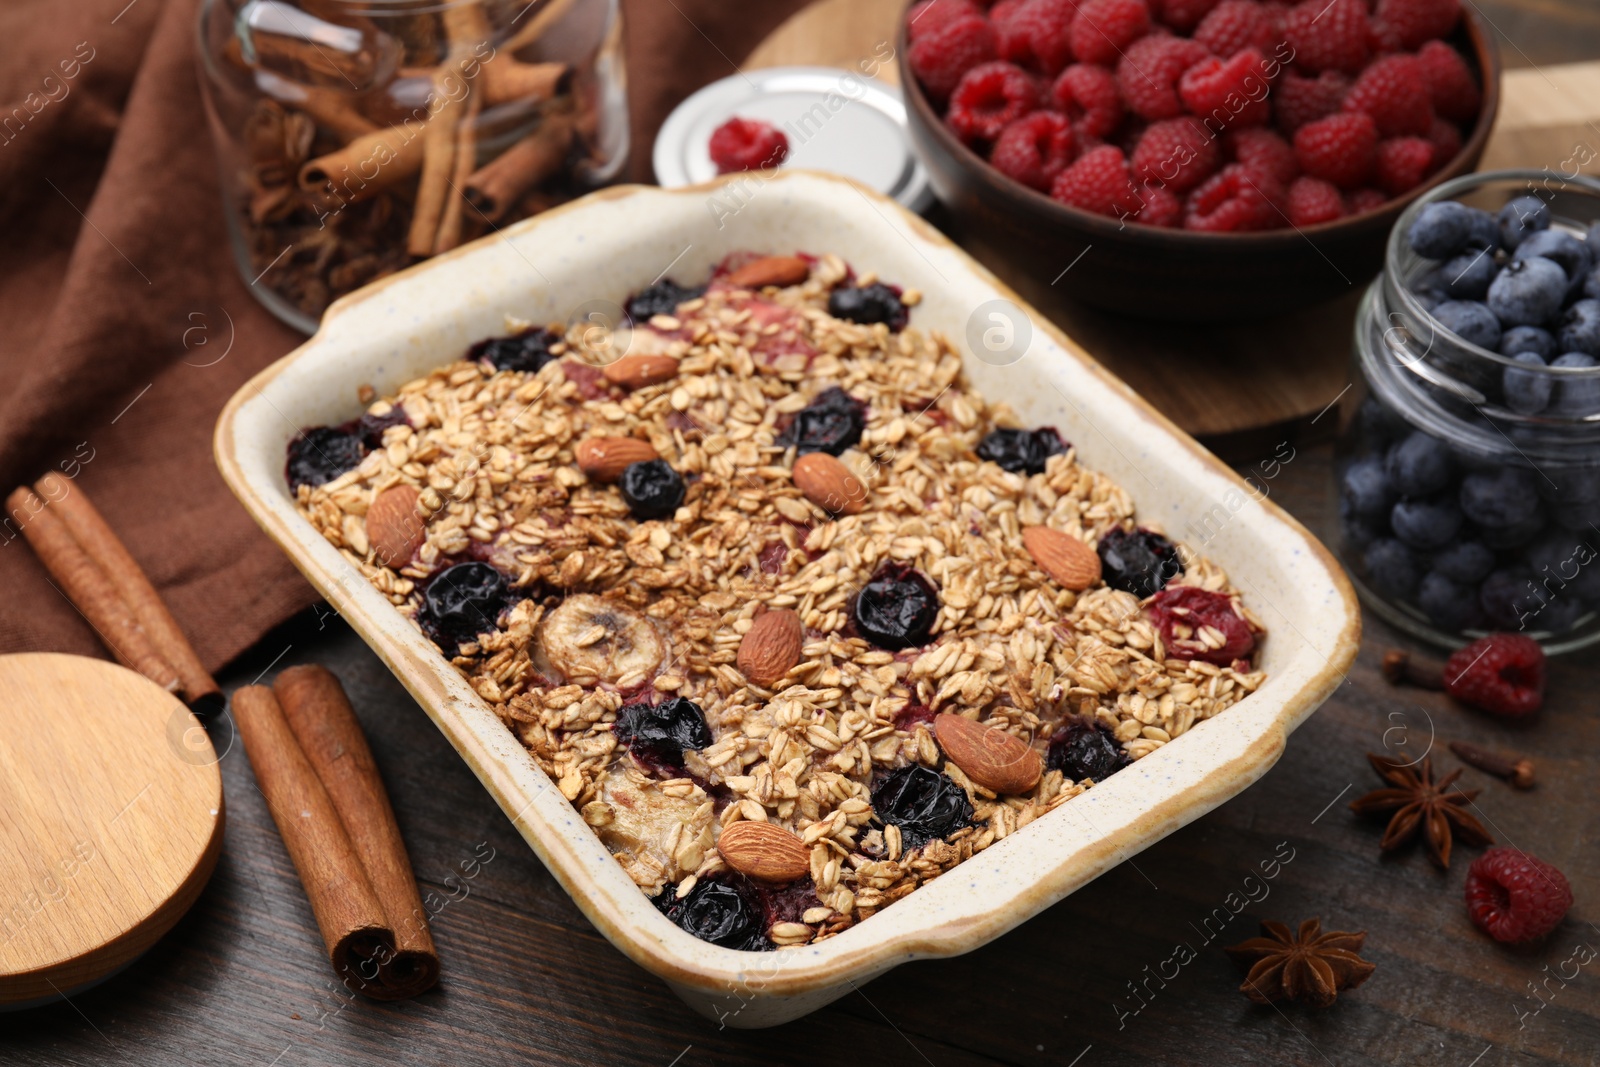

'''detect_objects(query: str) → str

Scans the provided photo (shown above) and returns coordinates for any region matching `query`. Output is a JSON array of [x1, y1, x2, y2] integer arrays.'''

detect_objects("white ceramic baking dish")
[[214, 171, 1360, 1028]]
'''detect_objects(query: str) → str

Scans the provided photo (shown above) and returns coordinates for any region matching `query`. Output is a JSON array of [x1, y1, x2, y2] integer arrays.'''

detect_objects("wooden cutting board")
[[746, 0, 1600, 451], [0, 654, 224, 1009]]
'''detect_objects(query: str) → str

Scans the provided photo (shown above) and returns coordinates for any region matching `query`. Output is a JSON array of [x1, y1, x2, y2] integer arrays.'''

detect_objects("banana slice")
[[534, 594, 666, 687]]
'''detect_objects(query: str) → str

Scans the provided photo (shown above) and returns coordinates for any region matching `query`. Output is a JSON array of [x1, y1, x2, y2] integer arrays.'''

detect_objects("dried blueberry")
[[616, 697, 712, 766], [619, 459, 686, 520], [1097, 527, 1182, 598], [625, 280, 705, 322], [1362, 538, 1421, 599], [827, 283, 908, 330], [1341, 456, 1394, 522], [655, 877, 769, 951], [1385, 432, 1453, 497], [870, 765, 973, 849], [470, 327, 560, 373], [355, 408, 409, 448], [778, 387, 866, 456], [1046, 720, 1130, 782], [420, 562, 512, 650], [286, 426, 367, 489], [854, 563, 939, 651], [975, 427, 1068, 476]]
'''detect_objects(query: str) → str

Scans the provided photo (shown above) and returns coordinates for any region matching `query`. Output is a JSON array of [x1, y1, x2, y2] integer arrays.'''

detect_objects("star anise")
[[1225, 919, 1377, 1007], [1349, 753, 1492, 869]]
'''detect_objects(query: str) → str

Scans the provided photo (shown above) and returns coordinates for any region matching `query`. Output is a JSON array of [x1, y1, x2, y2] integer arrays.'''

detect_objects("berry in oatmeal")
[[870, 765, 975, 849], [826, 282, 910, 330], [470, 326, 562, 374], [1097, 526, 1182, 597], [1047, 720, 1131, 781], [975, 426, 1069, 475], [286, 426, 368, 490], [778, 385, 868, 455], [616, 697, 714, 770], [619, 459, 686, 520], [854, 562, 940, 651], [420, 562, 513, 652]]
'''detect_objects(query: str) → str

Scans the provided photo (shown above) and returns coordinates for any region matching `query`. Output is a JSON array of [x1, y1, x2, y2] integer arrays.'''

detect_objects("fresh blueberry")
[[1480, 510, 1546, 549], [626, 280, 705, 321], [1046, 720, 1131, 782], [655, 877, 769, 951], [1418, 571, 1486, 631], [1502, 352, 1553, 415], [1498, 195, 1551, 249], [1486, 257, 1567, 327], [1098, 527, 1183, 597], [1551, 351, 1600, 416], [1459, 466, 1541, 527], [827, 283, 908, 330], [1584, 266, 1600, 301], [469, 327, 560, 373], [1442, 249, 1501, 301], [285, 426, 367, 489], [778, 387, 866, 456], [853, 563, 940, 650], [1479, 567, 1539, 630], [1530, 595, 1587, 633], [1342, 457, 1395, 521], [615, 697, 712, 767], [871, 765, 973, 848], [975, 427, 1068, 475], [1557, 300, 1600, 357], [1410, 267, 1449, 311], [1589, 220, 1600, 260], [1407, 202, 1499, 259], [1356, 397, 1411, 449], [1513, 228, 1594, 298], [1525, 528, 1600, 602], [1500, 325, 1556, 359], [1340, 500, 1384, 551], [1432, 540, 1496, 583], [1432, 300, 1502, 350], [1384, 432, 1453, 496], [619, 459, 686, 520], [1363, 538, 1421, 599], [420, 562, 513, 650], [1390, 498, 1463, 550]]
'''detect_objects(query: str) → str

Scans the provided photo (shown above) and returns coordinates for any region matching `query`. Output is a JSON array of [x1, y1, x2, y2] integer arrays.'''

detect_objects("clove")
[[1381, 647, 1445, 690], [1449, 740, 1535, 789]]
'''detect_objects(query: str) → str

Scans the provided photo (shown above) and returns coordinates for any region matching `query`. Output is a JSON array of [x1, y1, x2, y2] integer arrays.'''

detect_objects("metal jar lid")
[[653, 65, 932, 213]]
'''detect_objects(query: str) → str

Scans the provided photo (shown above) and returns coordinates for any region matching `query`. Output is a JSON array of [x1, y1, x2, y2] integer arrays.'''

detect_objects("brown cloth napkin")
[[0, 0, 807, 671]]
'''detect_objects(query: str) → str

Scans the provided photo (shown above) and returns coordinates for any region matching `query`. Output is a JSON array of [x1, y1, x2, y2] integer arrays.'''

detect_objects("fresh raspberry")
[[1069, 0, 1153, 66], [1374, 0, 1461, 51], [1132, 181, 1184, 225], [1131, 116, 1220, 191], [911, 14, 999, 100], [1286, 175, 1344, 224], [1147, 586, 1256, 663], [1194, 0, 1281, 57], [1443, 633, 1546, 716], [1343, 54, 1434, 136], [1344, 186, 1388, 214], [1293, 110, 1378, 189], [1051, 63, 1126, 137], [1184, 163, 1283, 230], [1283, 0, 1369, 75], [907, 0, 984, 40], [991, 0, 1027, 21], [1367, 17, 1405, 55], [1465, 848, 1572, 944], [1050, 144, 1143, 216], [1375, 135, 1435, 194], [948, 61, 1042, 144], [708, 118, 789, 174], [1226, 126, 1299, 183], [1428, 116, 1462, 164], [1152, 0, 1222, 32], [1273, 69, 1351, 134], [1416, 40, 1480, 123], [990, 110, 1078, 188], [996, 0, 1080, 76], [1116, 33, 1212, 120], [1179, 49, 1272, 128]]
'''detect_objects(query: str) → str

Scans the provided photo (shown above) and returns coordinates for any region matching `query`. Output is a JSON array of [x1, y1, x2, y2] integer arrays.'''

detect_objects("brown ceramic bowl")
[[898, 7, 1501, 321]]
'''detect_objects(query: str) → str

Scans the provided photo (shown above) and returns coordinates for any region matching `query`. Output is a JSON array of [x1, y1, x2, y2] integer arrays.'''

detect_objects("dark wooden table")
[[7, 3, 1600, 1064]]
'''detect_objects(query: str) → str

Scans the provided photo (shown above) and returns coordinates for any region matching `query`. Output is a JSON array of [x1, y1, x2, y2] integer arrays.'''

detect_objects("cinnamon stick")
[[482, 60, 568, 106], [34, 473, 222, 715], [6, 485, 180, 694], [503, 0, 578, 53], [408, 9, 485, 256], [432, 68, 483, 254], [233, 686, 398, 995], [463, 113, 573, 221], [273, 666, 439, 998], [299, 122, 429, 203]]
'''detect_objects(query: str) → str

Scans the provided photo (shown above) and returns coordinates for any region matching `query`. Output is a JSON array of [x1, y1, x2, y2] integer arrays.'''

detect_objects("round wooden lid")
[[0, 653, 224, 1008]]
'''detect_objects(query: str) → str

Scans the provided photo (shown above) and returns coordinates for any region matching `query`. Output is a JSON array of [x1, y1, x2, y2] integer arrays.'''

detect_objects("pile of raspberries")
[[908, 0, 1481, 230]]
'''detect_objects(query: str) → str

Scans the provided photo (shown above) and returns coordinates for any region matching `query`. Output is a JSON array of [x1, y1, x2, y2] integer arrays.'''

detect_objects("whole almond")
[[934, 713, 1043, 795], [366, 484, 424, 567], [601, 353, 678, 389], [792, 453, 867, 516], [1022, 526, 1101, 590], [725, 255, 810, 289], [575, 436, 659, 482], [718, 820, 810, 883], [737, 608, 804, 688]]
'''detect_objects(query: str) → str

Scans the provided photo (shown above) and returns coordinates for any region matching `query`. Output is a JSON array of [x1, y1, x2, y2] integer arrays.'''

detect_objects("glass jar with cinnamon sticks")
[[197, 0, 627, 332]]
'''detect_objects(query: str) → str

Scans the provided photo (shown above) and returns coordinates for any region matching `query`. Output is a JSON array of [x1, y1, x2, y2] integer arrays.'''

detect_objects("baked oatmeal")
[[289, 251, 1268, 951]]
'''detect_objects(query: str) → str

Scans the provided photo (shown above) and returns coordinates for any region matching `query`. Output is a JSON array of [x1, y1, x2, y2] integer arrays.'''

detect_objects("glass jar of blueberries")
[[1337, 170, 1600, 653]]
